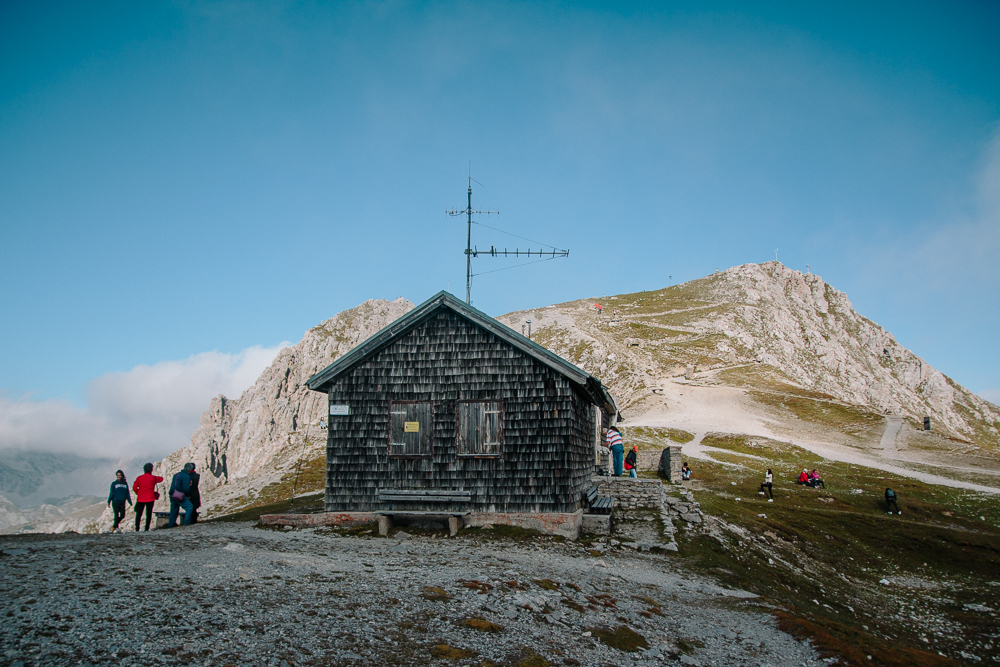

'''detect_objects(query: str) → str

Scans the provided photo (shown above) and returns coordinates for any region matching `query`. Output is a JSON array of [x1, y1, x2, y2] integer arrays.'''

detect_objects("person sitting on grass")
[[885, 487, 901, 515], [681, 462, 691, 480], [796, 469, 810, 485], [809, 469, 826, 489]]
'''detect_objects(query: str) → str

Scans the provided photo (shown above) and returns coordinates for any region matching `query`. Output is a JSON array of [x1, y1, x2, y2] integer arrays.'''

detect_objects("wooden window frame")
[[388, 400, 434, 459], [455, 399, 503, 459]]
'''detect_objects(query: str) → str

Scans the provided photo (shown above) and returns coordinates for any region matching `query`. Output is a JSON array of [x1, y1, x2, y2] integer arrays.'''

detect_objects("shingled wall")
[[324, 310, 596, 513]]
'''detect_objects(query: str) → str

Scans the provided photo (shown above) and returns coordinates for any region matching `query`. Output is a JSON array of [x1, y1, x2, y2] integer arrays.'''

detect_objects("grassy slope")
[[207, 449, 327, 519], [663, 432, 999, 667]]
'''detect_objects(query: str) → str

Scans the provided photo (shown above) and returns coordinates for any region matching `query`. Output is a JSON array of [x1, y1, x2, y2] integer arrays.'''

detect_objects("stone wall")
[[593, 477, 663, 510], [660, 446, 683, 483], [637, 450, 660, 471]]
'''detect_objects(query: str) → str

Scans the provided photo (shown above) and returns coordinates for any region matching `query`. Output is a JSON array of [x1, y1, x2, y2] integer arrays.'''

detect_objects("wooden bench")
[[374, 510, 471, 537], [377, 489, 473, 503], [154, 510, 184, 529], [585, 485, 616, 514]]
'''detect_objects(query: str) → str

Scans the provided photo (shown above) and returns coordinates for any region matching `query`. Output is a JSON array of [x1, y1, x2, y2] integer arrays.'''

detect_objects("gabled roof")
[[306, 290, 617, 414]]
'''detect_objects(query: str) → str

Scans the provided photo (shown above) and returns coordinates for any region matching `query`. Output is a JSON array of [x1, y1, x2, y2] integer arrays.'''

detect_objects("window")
[[388, 401, 433, 458], [456, 400, 502, 457]]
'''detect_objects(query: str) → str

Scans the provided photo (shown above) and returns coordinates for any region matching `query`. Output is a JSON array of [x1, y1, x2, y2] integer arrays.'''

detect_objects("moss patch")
[[429, 644, 476, 660], [459, 617, 503, 633], [676, 638, 704, 655], [507, 648, 551, 667], [587, 625, 649, 652], [421, 587, 453, 602]]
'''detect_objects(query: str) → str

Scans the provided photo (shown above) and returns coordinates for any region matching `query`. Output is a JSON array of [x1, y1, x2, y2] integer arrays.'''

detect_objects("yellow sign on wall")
[[404, 421, 420, 433]]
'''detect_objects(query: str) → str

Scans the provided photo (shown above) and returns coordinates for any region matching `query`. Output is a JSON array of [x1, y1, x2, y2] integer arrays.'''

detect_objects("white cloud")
[[868, 126, 1000, 291], [0, 344, 287, 460], [980, 390, 1000, 408]]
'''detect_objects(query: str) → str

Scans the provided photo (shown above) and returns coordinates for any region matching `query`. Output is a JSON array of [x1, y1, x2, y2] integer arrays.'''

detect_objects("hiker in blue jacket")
[[107, 470, 132, 533], [167, 463, 195, 528]]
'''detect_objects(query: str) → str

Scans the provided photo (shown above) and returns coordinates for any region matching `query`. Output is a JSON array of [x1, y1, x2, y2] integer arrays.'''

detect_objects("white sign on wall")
[[329, 405, 350, 416]]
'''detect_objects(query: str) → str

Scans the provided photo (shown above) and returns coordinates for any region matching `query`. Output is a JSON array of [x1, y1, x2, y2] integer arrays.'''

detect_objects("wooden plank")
[[374, 510, 472, 517], [378, 494, 472, 503]]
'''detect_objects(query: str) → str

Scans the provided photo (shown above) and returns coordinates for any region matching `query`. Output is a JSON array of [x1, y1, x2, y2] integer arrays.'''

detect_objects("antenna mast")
[[447, 177, 569, 304]]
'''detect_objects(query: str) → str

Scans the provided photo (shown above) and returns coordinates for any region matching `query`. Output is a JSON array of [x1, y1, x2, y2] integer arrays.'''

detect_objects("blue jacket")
[[108, 480, 132, 504], [171, 471, 192, 498]]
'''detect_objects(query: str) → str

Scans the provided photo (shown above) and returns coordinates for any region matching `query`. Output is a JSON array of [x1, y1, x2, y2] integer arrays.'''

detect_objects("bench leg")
[[448, 516, 461, 537], [378, 515, 392, 537]]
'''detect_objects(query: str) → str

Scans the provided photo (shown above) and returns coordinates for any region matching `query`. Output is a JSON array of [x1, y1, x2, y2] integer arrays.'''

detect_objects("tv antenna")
[[447, 176, 569, 303]]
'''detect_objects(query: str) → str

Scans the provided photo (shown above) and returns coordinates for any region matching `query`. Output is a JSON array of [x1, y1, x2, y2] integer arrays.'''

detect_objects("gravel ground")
[[0, 518, 824, 667]]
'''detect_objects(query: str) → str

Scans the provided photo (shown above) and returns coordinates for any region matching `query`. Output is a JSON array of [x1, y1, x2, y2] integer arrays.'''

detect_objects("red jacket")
[[798, 471, 810, 483], [132, 473, 164, 503]]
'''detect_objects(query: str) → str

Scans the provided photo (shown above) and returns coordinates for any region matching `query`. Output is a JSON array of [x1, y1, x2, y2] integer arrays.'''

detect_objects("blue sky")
[[1, 1, 998, 462]]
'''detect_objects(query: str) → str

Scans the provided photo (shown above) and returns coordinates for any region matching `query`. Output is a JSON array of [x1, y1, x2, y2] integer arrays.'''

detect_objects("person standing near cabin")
[[132, 463, 163, 532], [167, 464, 194, 528], [107, 470, 132, 533], [606, 426, 624, 476], [188, 463, 201, 524], [625, 445, 638, 478]]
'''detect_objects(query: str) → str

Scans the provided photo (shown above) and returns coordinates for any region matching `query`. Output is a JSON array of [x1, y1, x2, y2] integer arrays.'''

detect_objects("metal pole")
[[466, 182, 472, 303]]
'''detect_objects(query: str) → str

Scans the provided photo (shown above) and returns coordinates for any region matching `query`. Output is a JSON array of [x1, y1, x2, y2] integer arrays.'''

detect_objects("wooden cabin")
[[306, 291, 617, 516]]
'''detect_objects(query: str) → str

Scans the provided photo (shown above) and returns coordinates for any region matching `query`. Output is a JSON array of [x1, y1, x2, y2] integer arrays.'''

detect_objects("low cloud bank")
[[0, 344, 287, 461]]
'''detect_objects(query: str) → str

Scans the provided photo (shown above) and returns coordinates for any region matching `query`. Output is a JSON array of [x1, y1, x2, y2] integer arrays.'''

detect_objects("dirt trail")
[[629, 377, 1000, 495], [879, 416, 904, 453]]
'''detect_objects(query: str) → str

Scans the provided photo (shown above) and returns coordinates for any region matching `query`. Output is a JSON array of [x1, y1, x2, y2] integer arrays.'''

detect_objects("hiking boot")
[[767, 499, 773, 502]]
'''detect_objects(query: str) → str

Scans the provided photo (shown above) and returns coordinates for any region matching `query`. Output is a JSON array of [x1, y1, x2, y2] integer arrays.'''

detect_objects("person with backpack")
[[132, 463, 164, 532], [885, 488, 901, 515], [107, 470, 132, 533], [759, 469, 774, 501], [624, 445, 638, 478], [188, 463, 201, 524], [167, 463, 195, 528]]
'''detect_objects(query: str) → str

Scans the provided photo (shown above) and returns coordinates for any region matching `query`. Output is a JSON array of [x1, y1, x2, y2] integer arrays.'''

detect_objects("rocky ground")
[[0, 516, 824, 667]]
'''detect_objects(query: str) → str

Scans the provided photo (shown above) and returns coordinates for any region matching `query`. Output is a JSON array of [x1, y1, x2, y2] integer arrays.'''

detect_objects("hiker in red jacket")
[[132, 463, 164, 532]]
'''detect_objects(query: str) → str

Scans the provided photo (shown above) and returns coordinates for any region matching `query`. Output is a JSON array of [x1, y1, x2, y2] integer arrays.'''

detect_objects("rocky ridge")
[[499, 262, 1000, 449]]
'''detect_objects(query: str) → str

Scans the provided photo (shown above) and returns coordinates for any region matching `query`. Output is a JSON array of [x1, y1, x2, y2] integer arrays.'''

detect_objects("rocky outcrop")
[[500, 262, 1000, 448], [144, 298, 414, 520]]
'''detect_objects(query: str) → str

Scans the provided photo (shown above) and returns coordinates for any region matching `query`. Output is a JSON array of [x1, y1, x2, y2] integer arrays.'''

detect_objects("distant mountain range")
[[0, 450, 122, 506]]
